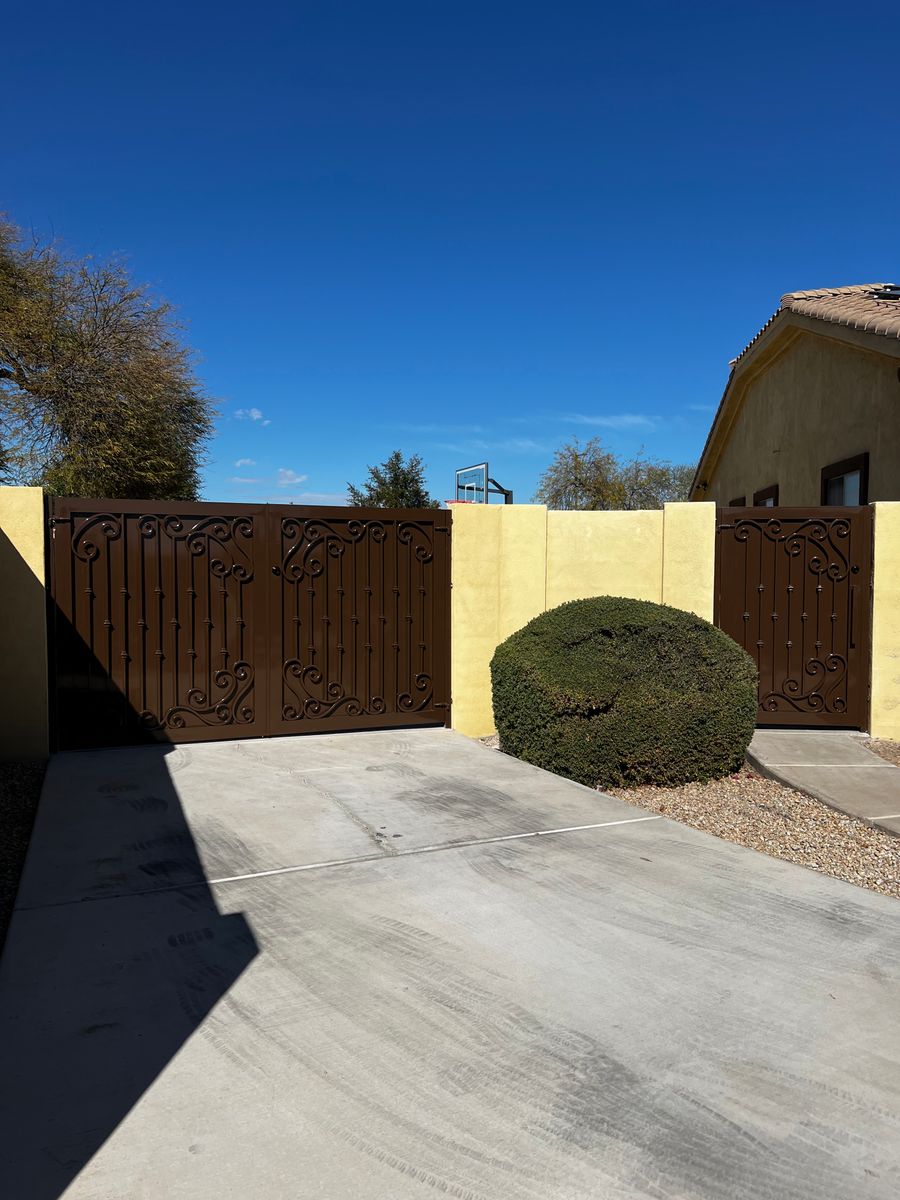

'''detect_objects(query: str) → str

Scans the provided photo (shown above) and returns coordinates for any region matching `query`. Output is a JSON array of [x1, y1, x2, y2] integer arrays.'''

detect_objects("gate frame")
[[47, 498, 452, 750], [714, 504, 874, 730]]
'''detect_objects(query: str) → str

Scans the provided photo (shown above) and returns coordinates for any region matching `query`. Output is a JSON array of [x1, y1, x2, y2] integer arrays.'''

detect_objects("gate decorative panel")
[[48, 499, 452, 749], [49, 501, 267, 749], [715, 507, 872, 728], [267, 507, 451, 735]]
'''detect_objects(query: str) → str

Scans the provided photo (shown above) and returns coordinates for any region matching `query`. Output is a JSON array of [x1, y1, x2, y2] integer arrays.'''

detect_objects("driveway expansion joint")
[[14, 814, 664, 912]]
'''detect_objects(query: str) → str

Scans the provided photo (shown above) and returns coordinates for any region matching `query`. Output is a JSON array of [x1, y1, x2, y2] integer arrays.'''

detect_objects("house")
[[690, 283, 900, 507]]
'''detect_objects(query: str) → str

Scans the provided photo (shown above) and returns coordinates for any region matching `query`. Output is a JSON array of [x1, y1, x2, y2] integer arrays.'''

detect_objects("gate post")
[[0, 487, 49, 761], [870, 502, 900, 740], [662, 503, 716, 621]]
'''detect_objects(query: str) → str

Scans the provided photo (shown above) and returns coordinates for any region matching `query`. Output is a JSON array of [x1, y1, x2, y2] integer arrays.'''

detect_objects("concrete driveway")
[[1, 729, 898, 1200]]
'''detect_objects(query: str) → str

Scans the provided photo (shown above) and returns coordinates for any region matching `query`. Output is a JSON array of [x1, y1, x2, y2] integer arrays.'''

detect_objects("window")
[[728, 495, 746, 507], [821, 453, 868, 506], [753, 484, 779, 507]]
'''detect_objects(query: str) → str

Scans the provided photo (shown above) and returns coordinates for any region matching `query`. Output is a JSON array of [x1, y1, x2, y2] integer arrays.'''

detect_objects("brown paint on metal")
[[48, 500, 452, 749], [715, 506, 872, 729]]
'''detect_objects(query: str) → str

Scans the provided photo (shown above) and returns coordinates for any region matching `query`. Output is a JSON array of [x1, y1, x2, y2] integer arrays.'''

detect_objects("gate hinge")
[[49, 515, 73, 540]]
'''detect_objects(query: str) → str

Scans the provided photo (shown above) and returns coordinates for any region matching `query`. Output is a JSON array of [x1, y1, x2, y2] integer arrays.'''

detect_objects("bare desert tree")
[[534, 437, 694, 510]]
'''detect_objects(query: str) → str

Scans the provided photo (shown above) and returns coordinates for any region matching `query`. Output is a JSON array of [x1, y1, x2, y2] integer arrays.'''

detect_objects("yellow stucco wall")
[[662, 502, 716, 621], [450, 505, 548, 738], [870, 502, 900, 740], [703, 333, 900, 507], [0, 487, 49, 760], [451, 503, 716, 737], [545, 510, 663, 608]]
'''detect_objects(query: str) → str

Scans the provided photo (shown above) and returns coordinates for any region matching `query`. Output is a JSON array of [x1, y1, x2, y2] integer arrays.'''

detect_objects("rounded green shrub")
[[490, 596, 758, 788]]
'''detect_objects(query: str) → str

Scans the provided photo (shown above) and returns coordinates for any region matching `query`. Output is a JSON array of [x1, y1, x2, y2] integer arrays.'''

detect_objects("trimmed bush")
[[490, 596, 757, 788]]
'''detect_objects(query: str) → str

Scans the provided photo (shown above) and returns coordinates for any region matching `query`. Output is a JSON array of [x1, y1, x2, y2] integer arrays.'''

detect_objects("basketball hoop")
[[453, 461, 514, 505]]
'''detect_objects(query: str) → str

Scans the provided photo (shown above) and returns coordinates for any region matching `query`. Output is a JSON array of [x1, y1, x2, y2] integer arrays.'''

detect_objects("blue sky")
[[5, 1, 899, 504]]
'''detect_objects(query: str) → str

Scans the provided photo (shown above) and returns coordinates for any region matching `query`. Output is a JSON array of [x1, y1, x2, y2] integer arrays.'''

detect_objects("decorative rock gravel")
[[608, 766, 900, 901], [864, 738, 900, 768]]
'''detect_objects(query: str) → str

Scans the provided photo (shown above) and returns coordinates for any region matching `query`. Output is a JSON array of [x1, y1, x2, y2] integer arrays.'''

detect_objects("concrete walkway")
[[748, 729, 900, 835], [1, 729, 899, 1200]]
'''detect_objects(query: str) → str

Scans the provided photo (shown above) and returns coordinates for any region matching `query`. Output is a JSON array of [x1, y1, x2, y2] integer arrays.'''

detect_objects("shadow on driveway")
[[0, 744, 258, 1200]]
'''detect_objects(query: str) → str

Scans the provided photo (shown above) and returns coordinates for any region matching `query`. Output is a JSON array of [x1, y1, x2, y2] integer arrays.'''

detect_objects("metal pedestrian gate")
[[48, 500, 451, 750], [715, 507, 872, 728]]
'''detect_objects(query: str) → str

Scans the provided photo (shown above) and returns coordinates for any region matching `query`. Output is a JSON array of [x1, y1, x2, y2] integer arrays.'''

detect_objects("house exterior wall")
[[702, 333, 900, 506], [0, 487, 49, 761], [450, 503, 716, 737]]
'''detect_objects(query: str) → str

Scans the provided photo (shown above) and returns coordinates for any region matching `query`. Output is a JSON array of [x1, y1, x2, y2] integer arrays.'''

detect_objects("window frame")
[[820, 452, 869, 506], [752, 484, 779, 507]]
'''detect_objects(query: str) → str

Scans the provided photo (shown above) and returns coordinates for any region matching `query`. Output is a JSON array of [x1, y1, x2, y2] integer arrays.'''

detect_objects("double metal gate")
[[715, 507, 872, 728], [48, 500, 451, 750]]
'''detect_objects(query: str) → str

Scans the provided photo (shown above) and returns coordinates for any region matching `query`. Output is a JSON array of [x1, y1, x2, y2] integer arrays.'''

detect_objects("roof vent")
[[869, 283, 900, 301]]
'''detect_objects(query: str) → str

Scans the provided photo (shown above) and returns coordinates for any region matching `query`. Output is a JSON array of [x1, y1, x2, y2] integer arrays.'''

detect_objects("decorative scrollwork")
[[155, 661, 255, 729], [72, 514, 122, 561], [733, 517, 850, 581], [136, 514, 255, 581], [397, 522, 434, 563], [760, 654, 847, 714], [398, 673, 433, 711], [282, 660, 377, 720], [281, 518, 372, 582], [280, 517, 391, 581]]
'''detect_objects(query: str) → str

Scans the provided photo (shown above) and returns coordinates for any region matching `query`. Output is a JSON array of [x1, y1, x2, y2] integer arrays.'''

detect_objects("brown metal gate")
[[48, 500, 451, 750], [715, 507, 872, 728]]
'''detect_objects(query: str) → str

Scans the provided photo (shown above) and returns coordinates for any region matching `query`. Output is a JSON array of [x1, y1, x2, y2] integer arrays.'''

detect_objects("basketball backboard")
[[455, 462, 489, 503]]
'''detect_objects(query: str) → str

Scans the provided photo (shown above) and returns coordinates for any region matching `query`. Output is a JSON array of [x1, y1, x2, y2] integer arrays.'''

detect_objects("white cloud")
[[234, 457, 256, 467], [430, 437, 550, 457], [560, 413, 657, 430], [277, 468, 309, 487], [229, 476, 261, 485], [234, 407, 271, 425], [273, 492, 348, 506]]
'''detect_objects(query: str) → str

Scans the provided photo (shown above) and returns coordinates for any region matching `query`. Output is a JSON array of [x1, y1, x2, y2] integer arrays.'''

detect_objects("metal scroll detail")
[[136, 514, 255, 581], [281, 662, 387, 721], [145, 662, 256, 730], [398, 673, 433, 712], [759, 655, 848, 715], [280, 517, 382, 580], [736, 516, 851, 582]]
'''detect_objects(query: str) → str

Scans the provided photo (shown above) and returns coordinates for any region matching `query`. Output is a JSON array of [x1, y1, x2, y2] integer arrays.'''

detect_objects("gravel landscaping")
[[608, 766, 899, 900], [864, 737, 900, 768], [0, 761, 46, 952], [482, 736, 900, 900]]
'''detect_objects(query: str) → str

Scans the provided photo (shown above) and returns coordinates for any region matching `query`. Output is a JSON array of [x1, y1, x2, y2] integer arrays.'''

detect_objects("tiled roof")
[[732, 283, 900, 364]]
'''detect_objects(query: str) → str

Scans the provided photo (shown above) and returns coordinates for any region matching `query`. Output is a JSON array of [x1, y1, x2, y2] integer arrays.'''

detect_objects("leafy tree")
[[0, 216, 214, 498], [534, 437, 694, 510], [347, 450, 439, 508]]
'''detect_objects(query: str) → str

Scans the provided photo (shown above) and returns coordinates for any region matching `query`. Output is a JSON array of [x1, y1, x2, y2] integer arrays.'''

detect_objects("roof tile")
[[735, 282, 900, 362]]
